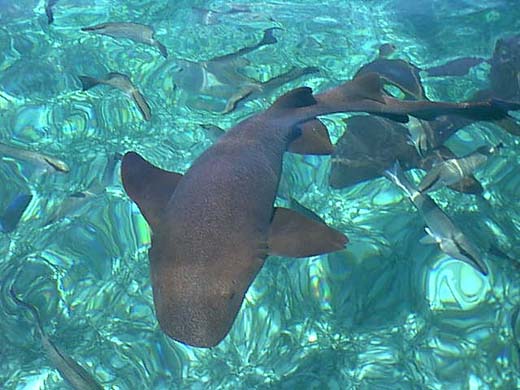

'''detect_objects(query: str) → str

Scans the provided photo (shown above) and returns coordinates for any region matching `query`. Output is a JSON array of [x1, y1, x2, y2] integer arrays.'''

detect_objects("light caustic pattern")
[[1, 0, 520, 389]]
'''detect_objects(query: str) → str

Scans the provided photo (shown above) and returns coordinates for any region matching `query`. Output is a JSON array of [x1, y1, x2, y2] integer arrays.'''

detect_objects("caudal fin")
[[259, 27, 279, 46], [155, 41, 168, 58], [78, 75, 100, 91]]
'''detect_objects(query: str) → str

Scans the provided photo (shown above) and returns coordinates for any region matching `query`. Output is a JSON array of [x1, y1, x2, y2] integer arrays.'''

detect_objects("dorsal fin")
[[121, 152, 183, 230], [272, 87, 317, 109], [350, 72, 386, 104]]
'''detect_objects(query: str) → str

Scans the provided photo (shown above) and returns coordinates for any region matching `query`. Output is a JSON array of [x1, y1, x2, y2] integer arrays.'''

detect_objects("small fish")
[[0, 142, 69, 173], [0, 193, 32, 233], [418, 143, 502, 193], [78, 72, 151, 121], [407, 121, 431, 158], [45, 0, 58, 25], [419, 146, 484, 195], [81, 22, 167, 58], [9, 287, 104, 390], [378, 43, 396, 58], [384, 161, 488, 275], [44, 153, 122, 225]]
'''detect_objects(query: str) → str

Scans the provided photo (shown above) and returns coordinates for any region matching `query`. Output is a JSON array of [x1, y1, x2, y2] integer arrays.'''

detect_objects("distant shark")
[[121, 72, 518, 347], [169, 28, 319, 113]]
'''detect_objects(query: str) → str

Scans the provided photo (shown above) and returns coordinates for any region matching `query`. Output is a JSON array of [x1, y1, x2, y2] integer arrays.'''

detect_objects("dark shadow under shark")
[[329, 115, 484, 194], [121, 72, 519, 348]]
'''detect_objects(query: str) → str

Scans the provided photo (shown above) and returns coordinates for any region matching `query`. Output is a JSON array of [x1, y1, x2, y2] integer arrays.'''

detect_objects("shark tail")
[[413, 98, 520, 122], [78, 75, 100, 91]]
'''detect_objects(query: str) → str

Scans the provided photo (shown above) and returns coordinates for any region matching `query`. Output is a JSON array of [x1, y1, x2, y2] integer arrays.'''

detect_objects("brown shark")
[[78, 72, 151, 121], [121, 72, 519, 348], [81, 22, 168, 58]]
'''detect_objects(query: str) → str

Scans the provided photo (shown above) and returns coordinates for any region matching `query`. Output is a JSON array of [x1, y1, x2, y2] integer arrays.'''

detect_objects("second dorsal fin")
[[121, 152, 183, 230], [271, 87, 317, 109], [350, 72, 386, 104], [288, 119, 334, 155]]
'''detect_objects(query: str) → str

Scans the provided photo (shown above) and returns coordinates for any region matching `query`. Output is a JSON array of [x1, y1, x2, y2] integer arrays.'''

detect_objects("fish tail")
[[155, 41, 168, 58], [259, 27, 279, 46], [78, 75, 100, 91], [45, 6, 54, 24]]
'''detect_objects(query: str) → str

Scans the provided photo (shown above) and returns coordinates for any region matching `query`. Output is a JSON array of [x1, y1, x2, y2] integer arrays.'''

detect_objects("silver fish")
[[9, 287, 104, 390], [385, 161, 488, 275], [78, 72, 151, 121], [418, 143, 502, 193], [81, 22, 167, 58], [0, 142, 69, 173]]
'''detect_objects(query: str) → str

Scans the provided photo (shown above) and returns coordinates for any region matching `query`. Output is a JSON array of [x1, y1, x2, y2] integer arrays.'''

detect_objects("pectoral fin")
[[121, 152, 183, 230], [267, 207, 347, 258], [288, 119, 334, 155]]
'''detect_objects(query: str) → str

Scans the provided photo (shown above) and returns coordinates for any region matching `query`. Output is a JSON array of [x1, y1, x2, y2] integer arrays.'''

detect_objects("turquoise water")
[[1, 0, 520, 389]]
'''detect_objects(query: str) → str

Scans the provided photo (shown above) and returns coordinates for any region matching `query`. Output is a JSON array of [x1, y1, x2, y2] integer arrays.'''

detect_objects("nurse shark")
[[121, 72, 519, 348]]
